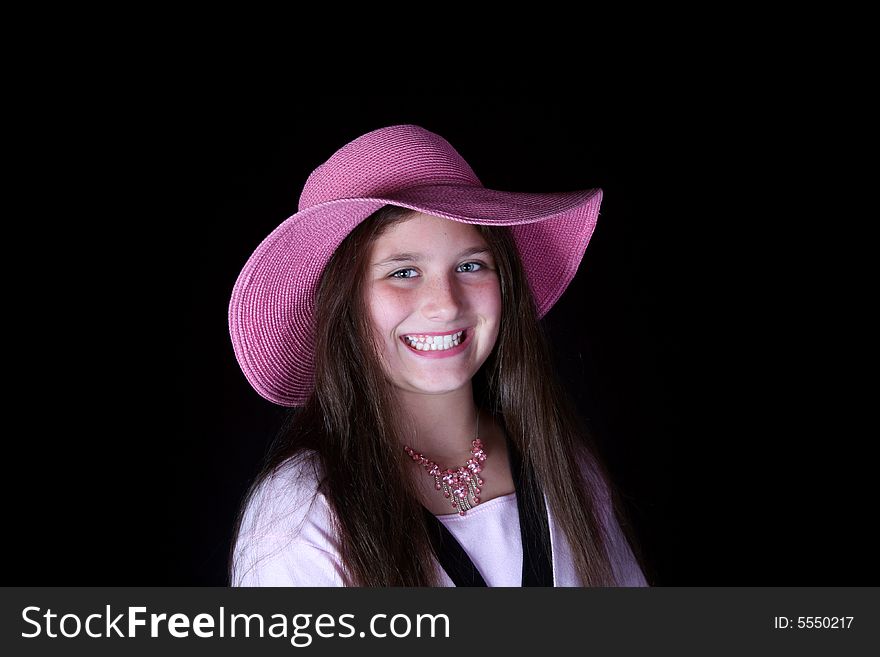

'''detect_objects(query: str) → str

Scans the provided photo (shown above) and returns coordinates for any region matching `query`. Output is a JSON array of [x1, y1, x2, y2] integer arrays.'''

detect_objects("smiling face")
[[363, 212, 502, 398]]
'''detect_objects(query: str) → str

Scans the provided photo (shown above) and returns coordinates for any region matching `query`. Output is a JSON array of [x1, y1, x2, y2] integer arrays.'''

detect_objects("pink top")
[[231, 449, 648, 587]]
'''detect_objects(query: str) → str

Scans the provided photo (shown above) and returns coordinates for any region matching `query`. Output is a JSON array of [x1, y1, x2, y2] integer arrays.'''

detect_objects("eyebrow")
[[372, 246, 492, 268]]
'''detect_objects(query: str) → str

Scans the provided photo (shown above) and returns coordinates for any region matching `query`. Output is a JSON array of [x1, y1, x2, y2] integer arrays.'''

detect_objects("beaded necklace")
[[403, 409, 486, 516]]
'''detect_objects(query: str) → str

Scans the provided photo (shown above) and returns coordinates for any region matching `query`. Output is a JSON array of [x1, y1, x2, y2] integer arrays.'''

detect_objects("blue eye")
[[389, 262, 486, 279]]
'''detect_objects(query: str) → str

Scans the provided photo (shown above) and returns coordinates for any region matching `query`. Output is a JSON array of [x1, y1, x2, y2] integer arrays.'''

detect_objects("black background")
[[10, 74, 868, 586]]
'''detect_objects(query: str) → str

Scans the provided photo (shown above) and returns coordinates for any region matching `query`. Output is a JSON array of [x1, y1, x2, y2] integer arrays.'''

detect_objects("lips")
[[401, 328, 467, 339]]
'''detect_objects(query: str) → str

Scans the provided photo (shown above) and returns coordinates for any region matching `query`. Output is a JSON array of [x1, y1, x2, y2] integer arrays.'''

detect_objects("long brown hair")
[[229, 204, 649, 586]]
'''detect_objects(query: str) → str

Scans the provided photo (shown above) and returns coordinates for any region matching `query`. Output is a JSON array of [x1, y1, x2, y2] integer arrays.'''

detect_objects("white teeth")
[[404, 330, 464, 352]]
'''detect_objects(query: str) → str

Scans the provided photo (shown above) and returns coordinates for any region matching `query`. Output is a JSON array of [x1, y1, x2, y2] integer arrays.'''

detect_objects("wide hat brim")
[[228, 183, 602, 407]]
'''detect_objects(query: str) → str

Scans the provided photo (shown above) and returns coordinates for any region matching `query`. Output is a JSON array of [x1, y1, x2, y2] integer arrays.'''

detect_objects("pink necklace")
[[403, 411, 487, 516]]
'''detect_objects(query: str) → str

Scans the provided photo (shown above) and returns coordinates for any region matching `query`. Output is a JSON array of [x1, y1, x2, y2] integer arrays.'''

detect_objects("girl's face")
[[364, 213, 502, 397]]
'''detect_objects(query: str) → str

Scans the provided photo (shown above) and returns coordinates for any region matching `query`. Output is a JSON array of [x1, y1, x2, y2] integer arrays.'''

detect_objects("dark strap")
[[508, 437, 554, 586], [422, 432, 554, 587], [423, 507, 488, 586]]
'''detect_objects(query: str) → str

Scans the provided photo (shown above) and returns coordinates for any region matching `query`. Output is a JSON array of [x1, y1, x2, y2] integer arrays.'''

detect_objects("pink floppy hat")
[[228, 124, 603, 407]]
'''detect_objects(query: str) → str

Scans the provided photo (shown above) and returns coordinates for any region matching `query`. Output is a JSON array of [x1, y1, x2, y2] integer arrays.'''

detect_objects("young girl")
[[227, 124, 650, 587]]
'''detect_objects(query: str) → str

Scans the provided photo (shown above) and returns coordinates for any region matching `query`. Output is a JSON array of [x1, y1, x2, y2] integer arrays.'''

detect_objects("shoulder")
[[238, 449, 325, 536], [231, 449, 346, 586], [573, 444, 649, 587]]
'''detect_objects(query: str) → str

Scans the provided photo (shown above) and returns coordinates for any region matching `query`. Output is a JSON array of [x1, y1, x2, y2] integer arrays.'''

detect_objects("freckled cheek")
[[474, 280, 502, 322], [369, 288, 412, 339]]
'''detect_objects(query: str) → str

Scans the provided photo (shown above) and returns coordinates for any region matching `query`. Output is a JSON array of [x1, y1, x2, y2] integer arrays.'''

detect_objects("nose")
[[420, 271, 463, 321]]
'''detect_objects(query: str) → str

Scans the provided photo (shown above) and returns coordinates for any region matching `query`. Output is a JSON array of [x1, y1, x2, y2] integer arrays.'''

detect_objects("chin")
[[406, 380, 471, 395]]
